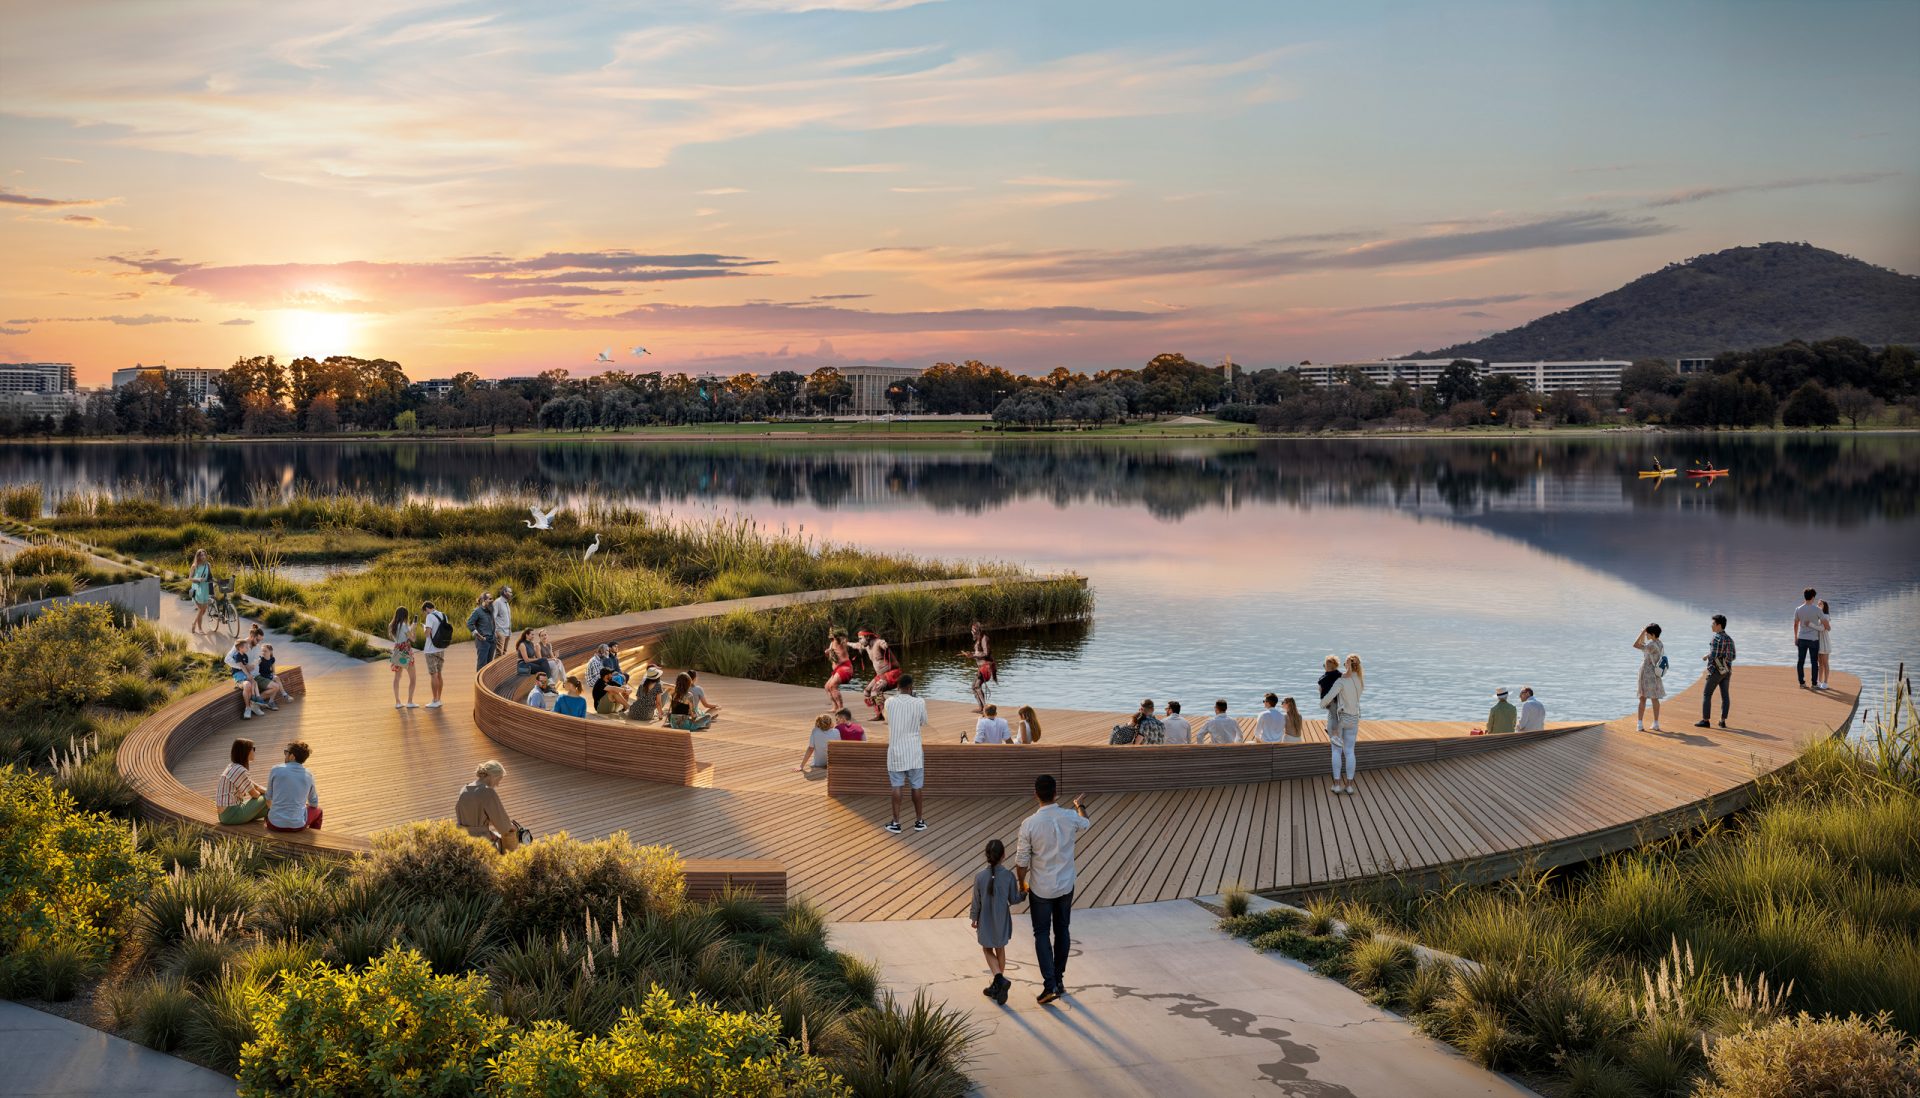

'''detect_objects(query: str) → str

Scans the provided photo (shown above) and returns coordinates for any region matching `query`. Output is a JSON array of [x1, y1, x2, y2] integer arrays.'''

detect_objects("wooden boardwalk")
[[164, 611, 1861, 921]]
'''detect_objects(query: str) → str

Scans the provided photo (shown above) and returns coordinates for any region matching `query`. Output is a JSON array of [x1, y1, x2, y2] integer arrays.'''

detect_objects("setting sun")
[[276, 309, 363, 359]]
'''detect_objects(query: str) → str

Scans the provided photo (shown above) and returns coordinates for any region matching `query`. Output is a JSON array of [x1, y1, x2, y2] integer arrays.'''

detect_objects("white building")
[[414, 378, 458, 398], [839, 364, 924, 414], [110, 363, 223, 408], [1294, 358, 1628, 395], [0, 362, 76, 396]]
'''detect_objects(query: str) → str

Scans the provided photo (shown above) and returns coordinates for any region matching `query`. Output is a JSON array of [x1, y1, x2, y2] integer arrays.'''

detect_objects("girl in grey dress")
[[971, 839, 1017, 1005]]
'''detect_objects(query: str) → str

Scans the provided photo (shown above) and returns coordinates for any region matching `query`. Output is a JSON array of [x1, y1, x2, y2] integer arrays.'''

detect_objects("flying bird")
[[525, 504, 560, 530], [630, 346, 650, 357], [583, 533, 601, 563], [595, 348, 614, 363]]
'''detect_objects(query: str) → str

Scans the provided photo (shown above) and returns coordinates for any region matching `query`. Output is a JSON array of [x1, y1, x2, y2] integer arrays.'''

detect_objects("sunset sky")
[[3, 0, 1916, 386]]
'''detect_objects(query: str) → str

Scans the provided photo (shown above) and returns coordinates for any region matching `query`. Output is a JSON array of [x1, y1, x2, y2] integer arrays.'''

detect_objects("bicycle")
[[208, 577, 242, 639]]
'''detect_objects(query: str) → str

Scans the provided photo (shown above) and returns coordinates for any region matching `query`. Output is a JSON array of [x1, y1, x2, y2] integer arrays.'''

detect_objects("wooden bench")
[[826, 723, 1592, 797], [117, 665, 783, 908]]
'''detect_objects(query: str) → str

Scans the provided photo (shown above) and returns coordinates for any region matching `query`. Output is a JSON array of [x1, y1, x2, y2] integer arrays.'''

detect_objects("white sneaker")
[[1651, 722, 1662, 732], [241, 708, 253, 719], [395, 702, 406, 709], [1635, 721, 1643, 732], [404, 702, 419, 708], [425, 700, 442, 709]]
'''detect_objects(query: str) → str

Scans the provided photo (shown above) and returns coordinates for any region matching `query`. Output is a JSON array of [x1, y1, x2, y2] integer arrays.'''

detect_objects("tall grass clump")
[[0, 484, 41, 521]]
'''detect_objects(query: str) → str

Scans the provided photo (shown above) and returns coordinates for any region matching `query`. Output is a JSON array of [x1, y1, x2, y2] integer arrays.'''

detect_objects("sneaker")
[[424, 700, 442, 709], [1651, 723, 1662, 732], [267, 703, 280, 711], [395, 703, 406, 709], [982, 981, 998, 1000], [991, 981, 1009, 1006], [884, 820, 902, 834], [241, 708, 253, 720], [404, 702, 419, 708], [913, 818, 928, 832], [1635, 721, 1644, 732], [1037, 986, 1061, 1005], [1717, 720, 1727, 729], [1694, 720, 1711, 728]]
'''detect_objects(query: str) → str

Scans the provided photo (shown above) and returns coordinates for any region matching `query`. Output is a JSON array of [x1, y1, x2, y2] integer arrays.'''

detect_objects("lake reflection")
[[3, 435, 1914, 720]]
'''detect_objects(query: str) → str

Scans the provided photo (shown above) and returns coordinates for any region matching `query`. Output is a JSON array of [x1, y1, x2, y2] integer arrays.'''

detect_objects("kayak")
[[1687, 468, 1729, 478], [1638, 469, 1677, 479]]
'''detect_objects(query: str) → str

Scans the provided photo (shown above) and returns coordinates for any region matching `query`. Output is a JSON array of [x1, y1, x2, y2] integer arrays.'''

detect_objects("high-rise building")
[[0, 362, 76, 395], [109, 363, 223, 408], [839, 364, 924, 414]]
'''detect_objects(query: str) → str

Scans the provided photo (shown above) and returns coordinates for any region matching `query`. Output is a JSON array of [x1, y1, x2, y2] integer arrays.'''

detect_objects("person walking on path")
[[455, 760, 521, 852], [1697, 614, 1736, 728], [883, 673, 933, 834], [264, 741, 321, 832], [420, 600, 450, 709], [1322, 654, 1364, 793], [971, 838, 1017, 1005], [1485, 689, 1516, 735], [215, 738, 269, 825], [1015, 774, 1090, 1005], [1516, 687, 1546, 733], [188, 549, 213, 634], [389, 606, 417, 709], [1817, 599, 1833, 691], [466, 593, 496, 672], [491, 586, 513, 663], [1634, 624, 1667, 731], [1793, 588, 1823, 689]]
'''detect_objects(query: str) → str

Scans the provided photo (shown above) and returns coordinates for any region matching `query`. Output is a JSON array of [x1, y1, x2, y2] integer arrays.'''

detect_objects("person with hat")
[[627, 664, 666, 723], [1485, 688, 1517, 735]]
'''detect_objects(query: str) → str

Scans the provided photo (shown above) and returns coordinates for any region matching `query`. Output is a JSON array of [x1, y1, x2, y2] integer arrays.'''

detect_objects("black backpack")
[[430, 612, 453, 649]]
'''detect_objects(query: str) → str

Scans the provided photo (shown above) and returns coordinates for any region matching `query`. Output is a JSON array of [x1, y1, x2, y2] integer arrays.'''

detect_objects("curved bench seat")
[[824, 722, 1596, 797], [118, 663, 783, 906]]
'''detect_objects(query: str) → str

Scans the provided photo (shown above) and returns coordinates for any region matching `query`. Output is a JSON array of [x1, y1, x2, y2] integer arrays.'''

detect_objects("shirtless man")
[[823, 627, 855, 710], [958, 621, 993, 713], [853, 628, 902, 720]]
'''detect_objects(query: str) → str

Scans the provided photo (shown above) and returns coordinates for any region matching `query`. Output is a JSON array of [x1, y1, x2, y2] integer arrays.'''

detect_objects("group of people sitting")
[[224, 627, 293, 719], [1107, 693, 1306, 745], [1477, 686, 1547, 736], [519, 639, 723, 731]]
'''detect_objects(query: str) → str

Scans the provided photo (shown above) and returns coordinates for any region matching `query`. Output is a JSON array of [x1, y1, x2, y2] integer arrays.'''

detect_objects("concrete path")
[[829, 899, 1535, 1098], [0, 1001, 236, 1098]]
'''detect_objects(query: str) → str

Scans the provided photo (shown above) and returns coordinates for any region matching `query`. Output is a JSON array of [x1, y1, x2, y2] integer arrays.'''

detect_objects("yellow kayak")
[[1638, 468, 1676, 479]]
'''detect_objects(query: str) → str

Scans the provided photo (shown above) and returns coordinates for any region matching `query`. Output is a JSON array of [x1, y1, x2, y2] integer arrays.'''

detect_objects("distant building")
[[0, 362, 76, 396], [839, 364, 924, 414], [1675, 357, 1716, 375], [1294, 358, 1628, 395], [414, 378, 458, 398], [109, 363, 223, 408]]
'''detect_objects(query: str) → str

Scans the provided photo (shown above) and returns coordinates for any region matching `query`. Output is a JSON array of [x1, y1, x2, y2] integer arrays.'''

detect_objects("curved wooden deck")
[[133, 578, 1861, 920]]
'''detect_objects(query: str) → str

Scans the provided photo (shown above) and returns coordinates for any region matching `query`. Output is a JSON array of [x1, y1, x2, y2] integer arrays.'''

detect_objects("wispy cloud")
[[725, 0, 944, 11], [840, 211, 1671, 285], [0, 327, 28, 336], [890, 183, 971, 193], [812, 163, 909, 173], [479, 299, 1155, 334], [219, 318, 254, 326], [141, 249, 775, 310], [56, 213, 124, 230], [8, 314, 199, 326], [697, 187, 749, 195], [0, 186, 115, 208], [1640, 171, 1899, 207], [1336, 292, 1545, 315]]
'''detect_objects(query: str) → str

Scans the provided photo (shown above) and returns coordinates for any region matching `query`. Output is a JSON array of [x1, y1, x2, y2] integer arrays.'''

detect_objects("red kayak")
[[1687, 466, 1729, 478]]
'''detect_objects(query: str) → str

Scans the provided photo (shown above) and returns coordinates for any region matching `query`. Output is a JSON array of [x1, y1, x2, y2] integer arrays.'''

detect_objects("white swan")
[[583, 533, 601, 562], [525, 504, 560, 530]]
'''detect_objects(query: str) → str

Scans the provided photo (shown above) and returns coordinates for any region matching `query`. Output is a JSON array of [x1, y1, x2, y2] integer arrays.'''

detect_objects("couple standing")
[[971, 774, 1090, 1006], [1318, 654, 1365, 795]]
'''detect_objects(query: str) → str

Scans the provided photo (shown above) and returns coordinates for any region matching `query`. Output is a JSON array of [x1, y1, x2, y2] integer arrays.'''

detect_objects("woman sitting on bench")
[[215, 737, 270, 825]]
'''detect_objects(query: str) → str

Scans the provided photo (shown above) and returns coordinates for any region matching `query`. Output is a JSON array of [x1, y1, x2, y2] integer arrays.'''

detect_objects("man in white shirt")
[[1516, 686, 1546, 733], [972, 704, 1011, 744], [420, 599, 449, 708], [883, 673, 933, 834], [1015, 773, 1090, 1004], [491, 586, 514, 663], [524, 671, 556, 711], [1252, 693, 1292, 743], [225, 638, 264, 718], [1196, 700, 1241, 744], [1160, 701, 1191, 745]]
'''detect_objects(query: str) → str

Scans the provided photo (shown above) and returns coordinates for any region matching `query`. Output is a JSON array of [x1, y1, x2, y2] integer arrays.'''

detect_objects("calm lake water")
[[3, 435, 1915, 722]]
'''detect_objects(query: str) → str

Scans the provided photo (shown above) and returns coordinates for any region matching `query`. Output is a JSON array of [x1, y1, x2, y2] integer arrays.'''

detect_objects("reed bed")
[[1225, 680, 1920, 1096]]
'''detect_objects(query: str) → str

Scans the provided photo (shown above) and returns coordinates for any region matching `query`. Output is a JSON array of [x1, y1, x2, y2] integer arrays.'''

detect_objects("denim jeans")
[[1029, 889, 1074, 990], [1795, 639, 1819, 685], [1331, 715, 1359, 779], [1702, 669, 1731, 720]]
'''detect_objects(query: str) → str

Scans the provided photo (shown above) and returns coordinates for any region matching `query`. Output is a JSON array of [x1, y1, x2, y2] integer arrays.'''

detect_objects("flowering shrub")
[[0, 766, 157, 963], [486, 987, 848, 1098], [1698, 1012, 1920, 1098], [236, 946, 505, 1098]]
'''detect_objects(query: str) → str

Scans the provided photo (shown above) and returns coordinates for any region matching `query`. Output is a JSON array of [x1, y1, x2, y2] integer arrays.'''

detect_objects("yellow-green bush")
[[0, 766, 159, 964], [237, 946, 506, 1098], [357, 820, 501, 903], [485, 988, 848, 1098], [0, 602, 144, 709], [495, 831, 684, 939], [1698, 1011, 1920, 1098]]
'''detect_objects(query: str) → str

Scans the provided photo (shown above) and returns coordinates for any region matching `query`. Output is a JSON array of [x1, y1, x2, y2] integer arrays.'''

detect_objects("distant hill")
[[1409, 242, 1920, 362]]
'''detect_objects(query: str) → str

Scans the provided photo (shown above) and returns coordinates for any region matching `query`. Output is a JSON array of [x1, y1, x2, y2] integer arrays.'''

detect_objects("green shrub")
[[1697, 1012, 1920, 1098], [324, 913, 404, 969], [133, 861, 255, 952], [0, 484, 41, 521], [1556, 1051, 1645, 1098], [837, 953, 881, 1008], [1575, 853, 1695, 958], [237, 937, 324, 989], [161, 920, 246, 988], [1623, 1012, 1705, 1097], [101, 672, 169, 711], [357, 819, 500, 903], [400, 894, 502, 975], [486, 988, 849, 1098], [826, 989, 976, 1098], [0, 602, 144, 709], [254, 862, 349, 939], [1346, 937, 1418, 997], [1401, 959, 1455, 1016], [237, 946, 506, 1098], [0, 766, 158, 963], [495, 831, 685, 939], [5, 938, 103, 1001], [5, 543, 90, 575], [114, 974, 198, 1052], [1220, 906, 1301, 940], [1220, 883, 1251, 918], [183, 973, 260, 1074], [54, 748, 139, 815]]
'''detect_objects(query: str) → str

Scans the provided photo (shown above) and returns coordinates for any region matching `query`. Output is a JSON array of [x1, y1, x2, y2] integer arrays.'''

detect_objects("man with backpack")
[[467, 592, 497, 673], [421, 599, 452, 708], [1697, 614, 1735, 729]]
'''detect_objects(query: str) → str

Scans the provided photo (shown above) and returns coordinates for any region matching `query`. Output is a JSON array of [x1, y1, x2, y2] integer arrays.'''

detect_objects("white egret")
[[583, 533, 601, 562], [525, 504, 560, 530]]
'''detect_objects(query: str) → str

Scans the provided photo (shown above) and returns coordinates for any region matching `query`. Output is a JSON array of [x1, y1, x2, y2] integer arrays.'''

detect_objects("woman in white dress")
[[1633, 623, 1666, 732], [1817, 600, 1833, 690]]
